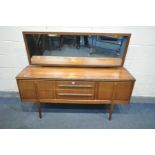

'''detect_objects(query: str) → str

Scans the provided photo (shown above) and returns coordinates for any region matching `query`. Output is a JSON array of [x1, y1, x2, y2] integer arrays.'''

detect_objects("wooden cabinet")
[[16, 66, 135, 120], [18, 79, 134, 102]]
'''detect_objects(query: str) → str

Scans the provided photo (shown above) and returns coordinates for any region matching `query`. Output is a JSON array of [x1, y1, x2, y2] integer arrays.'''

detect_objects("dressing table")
[[16, 32, 135, 120]]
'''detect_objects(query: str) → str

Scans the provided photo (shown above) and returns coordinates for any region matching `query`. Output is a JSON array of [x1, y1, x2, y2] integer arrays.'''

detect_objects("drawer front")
[[56, 81, 95, 89], [56, 89, 95, 100]]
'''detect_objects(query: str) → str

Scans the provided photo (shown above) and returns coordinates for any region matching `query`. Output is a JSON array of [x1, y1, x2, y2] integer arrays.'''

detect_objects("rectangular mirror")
[[23, 32, 131, 67]]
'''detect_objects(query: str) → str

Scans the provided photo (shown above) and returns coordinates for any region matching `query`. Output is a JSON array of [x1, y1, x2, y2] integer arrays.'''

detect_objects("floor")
[[0, 97, 155, 129]]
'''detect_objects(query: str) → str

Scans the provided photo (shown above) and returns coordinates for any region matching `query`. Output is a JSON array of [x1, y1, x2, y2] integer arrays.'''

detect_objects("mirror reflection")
[[25, 34, 128, 58]]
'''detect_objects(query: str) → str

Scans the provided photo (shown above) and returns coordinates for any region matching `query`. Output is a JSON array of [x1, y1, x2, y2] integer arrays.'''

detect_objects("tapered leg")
[[109, 104, 113, 120], [38, 103, 42, 119], [128, 102, 131, 111]]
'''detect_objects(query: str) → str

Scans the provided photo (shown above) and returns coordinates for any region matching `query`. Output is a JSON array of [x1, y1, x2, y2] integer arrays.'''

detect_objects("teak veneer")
[[16, 66, 135, 120]]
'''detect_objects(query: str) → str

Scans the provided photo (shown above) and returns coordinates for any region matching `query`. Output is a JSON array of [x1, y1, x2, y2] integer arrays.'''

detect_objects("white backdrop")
[[0, 26, 155, 97]]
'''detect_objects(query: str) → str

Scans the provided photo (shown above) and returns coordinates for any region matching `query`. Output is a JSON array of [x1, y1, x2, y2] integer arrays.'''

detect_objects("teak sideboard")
[[16, 66, 135, 120]]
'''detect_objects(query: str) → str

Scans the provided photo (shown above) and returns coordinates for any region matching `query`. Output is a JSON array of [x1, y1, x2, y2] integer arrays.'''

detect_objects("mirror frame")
[[23, 31, 131, 67]]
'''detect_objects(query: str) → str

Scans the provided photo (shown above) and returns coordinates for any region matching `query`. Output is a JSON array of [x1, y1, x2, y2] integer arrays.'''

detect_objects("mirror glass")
[[24, 33, 130, 66]]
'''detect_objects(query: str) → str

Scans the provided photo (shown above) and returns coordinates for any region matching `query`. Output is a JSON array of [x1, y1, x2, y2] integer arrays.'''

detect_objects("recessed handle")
[[58, 84, 94, 88], [58, 93, 93, 97]]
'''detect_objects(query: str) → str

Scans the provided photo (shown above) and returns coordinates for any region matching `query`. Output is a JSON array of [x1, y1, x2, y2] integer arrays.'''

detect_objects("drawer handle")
[[58, 85, 94, 88], [58, 93, 93, 97]]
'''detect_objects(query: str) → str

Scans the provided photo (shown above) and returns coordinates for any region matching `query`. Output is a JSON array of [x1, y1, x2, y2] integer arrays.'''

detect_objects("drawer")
[[56, 89, 95, 100], [56, 81, 95, 89]]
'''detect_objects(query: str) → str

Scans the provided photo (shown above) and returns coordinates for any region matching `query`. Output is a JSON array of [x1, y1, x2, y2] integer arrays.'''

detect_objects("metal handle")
[[58, 93, 93, 97], [71, 81, 76, 85], [58, 84, 94, 88]]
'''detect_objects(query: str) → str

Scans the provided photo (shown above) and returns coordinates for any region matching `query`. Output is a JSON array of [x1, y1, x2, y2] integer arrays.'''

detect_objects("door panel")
[[18, 80, 36, 99], [36, 80, 55, 99], [18, 80, 35, 89], [38, 90, 54, 99], [36, 81, 54, 90], [20, 89, 36, 99], [114, 81, 133, 100], [98, 82, 114, 100]]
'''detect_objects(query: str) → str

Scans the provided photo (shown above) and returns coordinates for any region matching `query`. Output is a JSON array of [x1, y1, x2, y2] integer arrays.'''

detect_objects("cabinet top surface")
[[16, 66, 135, 81]]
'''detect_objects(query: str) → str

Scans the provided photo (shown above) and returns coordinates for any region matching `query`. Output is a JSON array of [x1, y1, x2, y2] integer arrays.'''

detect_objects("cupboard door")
[[36, 81, 54, 90], [37, 90, 54, 99], [98, 82, 114, 100], [36, 81, 55, 99], [114, 81, 133, 100], [18, 80, 36, 100]]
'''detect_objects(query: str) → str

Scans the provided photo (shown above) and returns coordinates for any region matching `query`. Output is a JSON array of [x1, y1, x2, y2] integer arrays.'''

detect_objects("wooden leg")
[[109, 104, 113, 120], [128, 102, 131, 111], [38, 103, 42, 119]]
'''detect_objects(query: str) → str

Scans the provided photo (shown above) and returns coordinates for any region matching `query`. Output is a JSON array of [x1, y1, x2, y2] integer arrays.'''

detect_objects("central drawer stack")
[[55, 81, 96, 100]]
